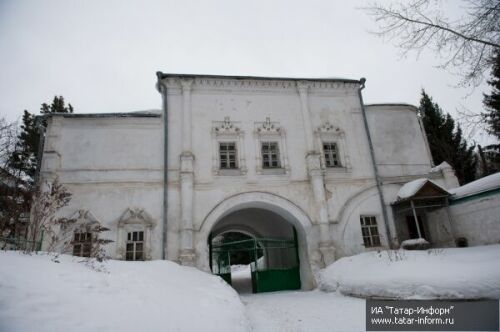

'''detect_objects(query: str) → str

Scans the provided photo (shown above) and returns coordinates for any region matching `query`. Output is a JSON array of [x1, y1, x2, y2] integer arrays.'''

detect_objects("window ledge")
[[325, 166, 350, 172], [260, 168, 287, 175], [216, 169, 244, 176]]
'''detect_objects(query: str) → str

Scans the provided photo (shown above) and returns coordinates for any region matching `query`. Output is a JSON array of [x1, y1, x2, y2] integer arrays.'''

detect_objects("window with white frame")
[[219, 142, 238, 169], [360, 216, 380, 247], [211, 117, 246, 175], [323, 142, 340, 167], [315, 122, 351, 172], [126, 231, 144, 261], [73, 231, 92, 257], [254, 117, 289, 174], [261, 141, 281, 168], [117, 208, 155, 261]]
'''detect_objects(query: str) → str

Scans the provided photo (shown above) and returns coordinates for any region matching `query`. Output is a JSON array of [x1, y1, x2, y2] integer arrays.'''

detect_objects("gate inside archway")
[[208, 208, 301, 293]]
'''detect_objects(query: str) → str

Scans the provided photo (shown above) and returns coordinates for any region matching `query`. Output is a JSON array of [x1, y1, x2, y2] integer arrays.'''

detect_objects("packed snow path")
[[242, 291, 365, 332]]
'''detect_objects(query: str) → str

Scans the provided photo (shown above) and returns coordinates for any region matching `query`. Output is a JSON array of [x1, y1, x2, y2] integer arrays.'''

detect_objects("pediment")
[[118, 208, 155, 227]]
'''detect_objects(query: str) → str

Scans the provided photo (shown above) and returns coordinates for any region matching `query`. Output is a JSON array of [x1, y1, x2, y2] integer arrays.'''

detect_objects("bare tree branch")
[[364, 0, 500, 87]]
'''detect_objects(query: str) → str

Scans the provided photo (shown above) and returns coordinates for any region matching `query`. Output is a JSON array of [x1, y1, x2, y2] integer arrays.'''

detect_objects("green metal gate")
[[209, 229, 301, 293]]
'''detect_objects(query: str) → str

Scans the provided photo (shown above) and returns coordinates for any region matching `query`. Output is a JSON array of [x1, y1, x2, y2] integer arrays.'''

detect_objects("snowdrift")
[[0, 251, 249, 332], [319, 245, 500, 299]]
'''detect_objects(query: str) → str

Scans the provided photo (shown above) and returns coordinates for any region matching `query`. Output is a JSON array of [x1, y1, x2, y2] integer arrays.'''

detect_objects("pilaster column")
[[306, 153, 336, 266], [181, 78, 194, 152], [179, 78, 196, 266], [297, 81, 315, 152], [298, 81, 335, 266]]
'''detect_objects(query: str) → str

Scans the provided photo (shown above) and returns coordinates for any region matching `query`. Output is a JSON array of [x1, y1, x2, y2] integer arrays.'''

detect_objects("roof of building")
[[364, 103, 418, 109], [156, 72, 361, 84], [41, 110, 162, 119], [396, 178, 449, 202], [449, 172, 500, 199]]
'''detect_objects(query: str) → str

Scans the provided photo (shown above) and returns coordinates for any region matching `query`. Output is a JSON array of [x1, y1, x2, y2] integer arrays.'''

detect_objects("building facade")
[[39, 73, 461, 289]]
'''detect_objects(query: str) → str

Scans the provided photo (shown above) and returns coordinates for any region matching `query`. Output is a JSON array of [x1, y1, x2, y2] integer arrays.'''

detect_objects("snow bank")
[[400, 238, 430, 250], [318, 245, 500, 299], [0, 252, 249, 332], [449, 172, 500, 198], [400, 238, 429, 246]]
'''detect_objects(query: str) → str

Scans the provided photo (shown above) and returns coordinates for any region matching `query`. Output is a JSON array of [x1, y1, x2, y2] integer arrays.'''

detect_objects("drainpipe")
[[156, 71, 168, 260], [357, 78, 393, 249]]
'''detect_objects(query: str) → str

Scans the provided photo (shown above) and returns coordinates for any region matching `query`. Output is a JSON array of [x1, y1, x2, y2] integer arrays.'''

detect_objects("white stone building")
[[40, 73, 488, 291]]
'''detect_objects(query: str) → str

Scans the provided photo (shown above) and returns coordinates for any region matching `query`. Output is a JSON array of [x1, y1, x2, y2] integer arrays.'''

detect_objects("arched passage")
[[195, 192, 316, 290]]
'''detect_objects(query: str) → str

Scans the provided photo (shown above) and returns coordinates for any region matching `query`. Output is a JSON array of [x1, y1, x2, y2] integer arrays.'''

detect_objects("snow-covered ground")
[[319, 244, 500, 299], [231, 264, 252, 294], [243, 290, 364, 332], [2, 245, 499, 332], [0, 251, 248, 332]]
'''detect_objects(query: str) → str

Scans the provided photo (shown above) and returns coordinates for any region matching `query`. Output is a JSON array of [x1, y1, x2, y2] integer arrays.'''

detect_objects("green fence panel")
[[253, 267, 301, 293], [211, 229, 301, 293]]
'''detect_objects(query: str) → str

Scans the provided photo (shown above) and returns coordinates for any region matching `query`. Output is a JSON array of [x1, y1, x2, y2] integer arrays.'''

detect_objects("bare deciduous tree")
[[26, 177, 72, 252], [365, 0, 500, 87], [0, 117, 18, 170]]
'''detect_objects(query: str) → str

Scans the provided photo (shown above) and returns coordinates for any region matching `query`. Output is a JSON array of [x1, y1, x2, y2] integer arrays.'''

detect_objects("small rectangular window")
[[219, 142, 237, 169], [73, 231, 92, 257], [261, 142, 280, 168], [360, 216, 380, 247], [323, 142, 340, 167], [126, 231, 145, 261]]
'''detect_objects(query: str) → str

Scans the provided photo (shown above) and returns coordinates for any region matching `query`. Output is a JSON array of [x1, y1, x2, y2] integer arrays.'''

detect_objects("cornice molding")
[[161, 77, 359, 93]]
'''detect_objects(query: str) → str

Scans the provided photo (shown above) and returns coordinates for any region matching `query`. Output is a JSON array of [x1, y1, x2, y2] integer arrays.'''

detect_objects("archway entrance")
[[208, 208, 301, 293]]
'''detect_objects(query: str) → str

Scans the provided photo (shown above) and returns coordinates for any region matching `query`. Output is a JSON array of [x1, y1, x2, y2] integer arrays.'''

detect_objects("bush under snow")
[[0, 251, 249, 332], [319, 245, 500, 300]]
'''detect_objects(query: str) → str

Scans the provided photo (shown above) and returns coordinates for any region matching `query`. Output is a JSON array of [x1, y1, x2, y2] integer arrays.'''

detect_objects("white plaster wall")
[[333, 184, 401, 257], [40, 115, 165, 259], [425, 208, 455, 246], [162, 77, 452, 267], [38, 76, 454, 272], [165, 79, 375, 231], [449, 193, 500, 246], [365, 105, 433, 177], [309, 94, 374, 178]]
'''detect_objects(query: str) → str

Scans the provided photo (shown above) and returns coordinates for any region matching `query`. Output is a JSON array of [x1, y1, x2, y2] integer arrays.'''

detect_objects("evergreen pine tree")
[[481, 50, 500, 174], [9, 96, 74, 185], [419, 90, 477, 185], [40, 96, 74, 115], [9, 111, 40, 183]]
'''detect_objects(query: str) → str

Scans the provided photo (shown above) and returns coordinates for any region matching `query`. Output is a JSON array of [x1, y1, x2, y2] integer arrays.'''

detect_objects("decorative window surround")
[[254, 117, 289, 175], [211, 117, 247, 176], [116, 208, 155, 260], [66, 210, 100, 257], [315, 122, 351, 172]]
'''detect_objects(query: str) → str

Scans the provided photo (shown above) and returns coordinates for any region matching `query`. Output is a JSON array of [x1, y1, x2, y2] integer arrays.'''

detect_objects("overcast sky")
[[0, 0, 494, 143]]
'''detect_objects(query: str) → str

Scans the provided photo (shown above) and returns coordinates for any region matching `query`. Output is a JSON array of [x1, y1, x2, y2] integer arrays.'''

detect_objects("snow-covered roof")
[[128, 109, 162, 115], [396, 178, 448, 201], [449, 172, 500, 199], [430, 161, 452, 173]]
